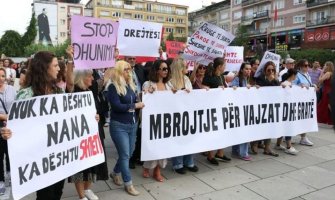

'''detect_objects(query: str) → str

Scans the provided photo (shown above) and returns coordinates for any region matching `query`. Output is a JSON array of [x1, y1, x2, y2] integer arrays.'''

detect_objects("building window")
[[60, 32, 66, 37], [99, 11, 109, 16], [293, 14, 305, 24], [176, 8, 186, 15], [165, 27, 174, 33], [177, 18, 184, 23], [147, 16, 155, 21], [134, 14, 143, 19], [157, 16, 165, 22], [220, 11, 229, 20], [167, 17, 174, 23], [156, 5, 173, 14], [273, 17, 284, 27], [293, 0, 303, 5], [111, 0, 122, 8], [60, 7, 66, 12], [100, 0, 110, 6], [112, 12, 121, 17], [147, 4, 152, 11], [60, 19, 66, 25], [69, 7, 81, 15], [124, 13, 132, 18], [177, 28, 184, 34], [233, 11, 242, 20], [274, 0, 285, 9], [234, 0, 241, 5]]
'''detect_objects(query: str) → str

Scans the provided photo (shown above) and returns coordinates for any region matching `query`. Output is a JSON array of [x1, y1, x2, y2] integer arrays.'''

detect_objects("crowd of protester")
[[0, 46, 334, 200]]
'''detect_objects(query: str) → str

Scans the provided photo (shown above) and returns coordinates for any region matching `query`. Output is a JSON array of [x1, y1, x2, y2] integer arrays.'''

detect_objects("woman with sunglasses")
[[142, 60, 171, 182], [107, 60, 144, 196], [230, 62, 253, 161], [253, 61, 279, 157], [190, 63, 209, 89], [292, 59, 314, 146]]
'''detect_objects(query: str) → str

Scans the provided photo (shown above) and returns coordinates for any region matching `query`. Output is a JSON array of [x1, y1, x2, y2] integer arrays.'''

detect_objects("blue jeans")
[[232, 143, 249, 157], [110, 120, 137, 185], [172, 154, 195, 169]]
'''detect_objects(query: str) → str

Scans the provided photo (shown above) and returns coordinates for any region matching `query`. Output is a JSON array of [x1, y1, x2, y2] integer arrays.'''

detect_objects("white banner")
[[141, 87, 318, 161], [117, 18, 162, 57], [224, 46, 244, 72], [254, 51, 281, 77], [7, 92, 105, 200], [183, 22, 235, 65]]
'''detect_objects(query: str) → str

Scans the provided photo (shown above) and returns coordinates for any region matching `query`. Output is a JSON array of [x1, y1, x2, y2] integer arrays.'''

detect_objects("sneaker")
[[174, 167, 187, 174], [285, 147, 299, 155], [109, 173, 123, 186], [84, 189, 99, 200], [274, 145, 286, 151], [240, 155, 252, 161], [215, 155, 231, 162], [0, 182, 5, 196], [79, 197, 88, 200], [300, 137, 314, 146], [207, 157, 219, 165], [104, 122, 109, 127], [185, 165, 199, 172], [125, 185, 140, 196]]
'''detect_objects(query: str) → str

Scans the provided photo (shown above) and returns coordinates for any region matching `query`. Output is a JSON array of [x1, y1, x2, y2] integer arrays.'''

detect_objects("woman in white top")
[[142, 60, 171, 182]]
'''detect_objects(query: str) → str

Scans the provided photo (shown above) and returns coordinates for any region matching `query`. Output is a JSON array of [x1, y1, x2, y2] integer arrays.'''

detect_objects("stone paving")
[[2, 126, 335, 200]]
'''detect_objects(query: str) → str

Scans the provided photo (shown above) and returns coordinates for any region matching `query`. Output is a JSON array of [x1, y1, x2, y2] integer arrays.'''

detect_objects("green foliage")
[[288, 49, 335, 65], [161, 40, 166, 51], [0, 30, 24, 57], [21, 12, 37, 47], [166, 32, 175, 41], [24, 39, 70, 58], [231, 24, 249, 47], [175, 37, 187, 43]]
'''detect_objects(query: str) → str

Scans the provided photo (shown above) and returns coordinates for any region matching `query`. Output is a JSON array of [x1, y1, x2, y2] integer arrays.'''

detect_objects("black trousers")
[[0, 138, 10, 182], [36, 180, 65, 200], [130, 126, 142, 162]]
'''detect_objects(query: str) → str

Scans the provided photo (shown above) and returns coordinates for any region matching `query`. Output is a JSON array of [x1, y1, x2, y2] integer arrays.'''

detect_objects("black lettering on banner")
[[282, 103, 288, 121], [222, 107, 228, 129], [211, 108, 218, 131], [274, 103, 280, 122], [173, 112, 181, 137], [190, 111, 197, 134], [81, 22, 114, 38], [243, 105, 249, 126], [289, 103, 296, 121], [150, 114, 161, 140], [163, 113, 171, 138], [8, 99, 37, 120], [18, 164, 29, 185], [123, 28, 161, 39], [198, 110, 204, 132], [261, 104, 267, 124], [73, 43, 115, 62], [182, 112, 189, 136], [268, 104, 274, 123], [203, 109, 211, 132]]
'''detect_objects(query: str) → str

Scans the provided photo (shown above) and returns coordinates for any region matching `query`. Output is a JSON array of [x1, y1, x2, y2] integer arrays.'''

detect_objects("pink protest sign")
[[71, 15, 118, 69]]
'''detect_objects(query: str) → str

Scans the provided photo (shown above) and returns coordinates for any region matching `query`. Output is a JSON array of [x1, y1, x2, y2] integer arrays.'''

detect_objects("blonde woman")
[[168, 57, 199, 174], [317, 61, 334, 125], [107, 61, 144, 196]]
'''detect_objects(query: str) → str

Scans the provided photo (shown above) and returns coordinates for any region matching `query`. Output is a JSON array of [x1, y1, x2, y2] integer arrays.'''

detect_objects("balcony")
[[241, 10, 269, 24], [242, 0, 271, 7], [254, 10, 269, 20], [306, 16, 335, 27], [248, 28, 268, 36], [307, 0, 335, 8]]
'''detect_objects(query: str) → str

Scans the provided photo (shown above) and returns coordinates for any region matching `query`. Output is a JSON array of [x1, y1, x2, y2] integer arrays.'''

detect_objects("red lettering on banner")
[[193, 31, 209, 43], [79, 133, 103, 160]]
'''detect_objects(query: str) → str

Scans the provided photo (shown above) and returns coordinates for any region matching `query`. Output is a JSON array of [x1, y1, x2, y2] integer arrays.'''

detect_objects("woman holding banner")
[[0, 67, 16, 195], [230, 62, 253, 161], [168, 57, 199, 174], [253, 61, 279, 157], [107, 60, 144, 196], [142, 60, 171, 182], [202, 57, 232, 165]]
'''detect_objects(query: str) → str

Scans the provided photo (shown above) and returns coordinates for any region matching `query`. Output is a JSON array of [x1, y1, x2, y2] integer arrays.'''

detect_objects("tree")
[[231, 24, 249, 47], [0, 30, 24, 57], [24, 39, 70, 58], [21, 12, 37, 47], [166, 32, 175, 41]]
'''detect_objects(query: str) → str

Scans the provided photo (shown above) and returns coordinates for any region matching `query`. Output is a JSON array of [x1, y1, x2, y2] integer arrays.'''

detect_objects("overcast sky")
[[0, 0, 217, 38]]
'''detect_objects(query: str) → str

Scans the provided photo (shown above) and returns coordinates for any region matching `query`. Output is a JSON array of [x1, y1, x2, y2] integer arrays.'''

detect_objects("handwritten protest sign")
[[183, 22, 235, 65], [224, 46, 244, 72], [117, 19, 162, 57], [254, 51, 281, 77], [141, 87, 317, 160], [186, 60, 196, 71], [7, 92, 104, 200], [166, 41, 184, 58], [71, 15, 118, 69]]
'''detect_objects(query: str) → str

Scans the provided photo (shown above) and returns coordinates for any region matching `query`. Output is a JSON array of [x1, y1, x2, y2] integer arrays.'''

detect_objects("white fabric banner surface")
[[182, 22, 235, 65], [117, 18, 162, 57], [224, 46, 244, 72], [7, 92, 104, 200], [255, 51, 281, 77], [141, 87, 318, 161]]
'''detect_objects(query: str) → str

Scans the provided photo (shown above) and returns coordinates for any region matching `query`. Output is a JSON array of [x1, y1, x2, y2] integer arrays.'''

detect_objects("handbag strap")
[[298, 71, 312, 86], [0, 98, 8, 114]]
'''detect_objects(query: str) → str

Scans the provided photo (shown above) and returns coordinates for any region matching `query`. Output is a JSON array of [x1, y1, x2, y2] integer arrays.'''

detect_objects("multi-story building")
[[33, 0, 84, 45], [86, 0, 188, 40], [303, 0, 335, 49]]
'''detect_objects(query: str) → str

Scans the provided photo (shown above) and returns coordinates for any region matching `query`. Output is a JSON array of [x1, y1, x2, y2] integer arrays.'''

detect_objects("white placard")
[[254, 51, 281, 77], [183, 22, 235, 65], [224, 46, 244, 72], [117, 18, 162, 57], [8, 92, 104, 200], [141, 87, 318, 161]]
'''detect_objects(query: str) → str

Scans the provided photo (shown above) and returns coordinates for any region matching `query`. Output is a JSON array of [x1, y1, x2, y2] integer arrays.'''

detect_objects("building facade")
[[86, 0, 188, 40], [188, 0, 335, 57]]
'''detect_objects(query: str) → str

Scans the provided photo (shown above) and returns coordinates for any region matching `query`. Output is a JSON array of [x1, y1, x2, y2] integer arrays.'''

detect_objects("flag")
[[274, 5, 278, 22]]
